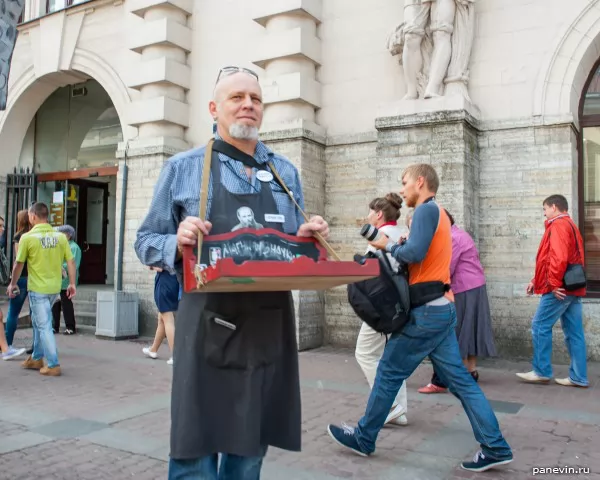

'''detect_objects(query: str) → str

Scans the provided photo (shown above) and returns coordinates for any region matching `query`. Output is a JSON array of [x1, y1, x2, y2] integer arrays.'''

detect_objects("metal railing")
[[4, 168, 36, 267]]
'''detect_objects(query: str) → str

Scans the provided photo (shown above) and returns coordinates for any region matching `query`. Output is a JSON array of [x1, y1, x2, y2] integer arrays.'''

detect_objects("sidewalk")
[[0, 329, 598, 480]]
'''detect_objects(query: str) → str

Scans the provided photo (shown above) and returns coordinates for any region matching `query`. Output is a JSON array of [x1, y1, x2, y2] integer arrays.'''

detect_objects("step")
[[73, 299, 97, 315], [17, 313, 31, 328], [75, 311, 97, 327], [73, 291, 99, 302]]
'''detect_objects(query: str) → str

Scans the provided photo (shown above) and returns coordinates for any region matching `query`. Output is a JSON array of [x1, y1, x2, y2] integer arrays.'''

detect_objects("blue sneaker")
[[461, 450, 513, 472], [326, 424, 369, 457], [2, 346, 26, 361]]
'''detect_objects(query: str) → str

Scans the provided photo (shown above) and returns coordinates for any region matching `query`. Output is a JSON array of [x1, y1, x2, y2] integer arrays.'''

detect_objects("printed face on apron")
[[231, 206, 263, 232]]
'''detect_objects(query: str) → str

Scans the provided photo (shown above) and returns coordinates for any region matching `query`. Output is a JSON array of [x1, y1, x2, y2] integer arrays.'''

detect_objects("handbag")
[[562, 221, 586, 291]]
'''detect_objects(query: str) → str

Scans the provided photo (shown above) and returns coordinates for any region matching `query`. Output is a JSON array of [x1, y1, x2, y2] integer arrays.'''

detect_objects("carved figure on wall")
[[387, 0, 476, 101]]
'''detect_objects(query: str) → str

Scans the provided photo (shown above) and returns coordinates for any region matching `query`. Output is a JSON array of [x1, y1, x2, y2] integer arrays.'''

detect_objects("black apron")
[[170, 148, 301, 459]]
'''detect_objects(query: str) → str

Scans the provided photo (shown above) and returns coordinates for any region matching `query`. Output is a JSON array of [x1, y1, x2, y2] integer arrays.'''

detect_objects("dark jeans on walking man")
[[354, 303, 511, 458], [52, 290, 76, 334]]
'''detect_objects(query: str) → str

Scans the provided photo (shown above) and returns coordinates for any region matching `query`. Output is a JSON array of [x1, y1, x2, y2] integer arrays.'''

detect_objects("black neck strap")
[[212, 139, 285, 191], [212, 140, 264, 170]]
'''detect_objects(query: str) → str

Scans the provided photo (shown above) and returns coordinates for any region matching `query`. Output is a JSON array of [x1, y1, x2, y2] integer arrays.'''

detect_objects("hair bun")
[[385, 192, 403, 210]]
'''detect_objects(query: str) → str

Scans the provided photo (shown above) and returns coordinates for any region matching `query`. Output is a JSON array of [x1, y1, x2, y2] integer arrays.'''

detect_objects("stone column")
[[115, 0, 192, 335], [252, 0, 322, 129], [115, 139, 188, 334], [252, 0, 327, 350], [375, 97, 481, 241], [126, 0, 192, 142]]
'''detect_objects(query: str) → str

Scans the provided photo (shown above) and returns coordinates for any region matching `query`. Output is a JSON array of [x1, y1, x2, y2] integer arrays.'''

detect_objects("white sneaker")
[[391, 414, 408, 426], [555, 377, 589, 388], [385, 404, 406, 424], [167, 358, 173, 365], [516, 371, 550, 384], [142, 347, 158, 359], [2, 346, 26, 361]]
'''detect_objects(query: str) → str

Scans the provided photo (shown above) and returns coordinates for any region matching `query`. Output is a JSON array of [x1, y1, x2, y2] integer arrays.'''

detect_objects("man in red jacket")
[[517, 194, 588, 388]]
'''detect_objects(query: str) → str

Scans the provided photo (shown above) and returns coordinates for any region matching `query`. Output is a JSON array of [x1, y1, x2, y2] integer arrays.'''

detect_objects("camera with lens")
[[359, 224, 381, 242]]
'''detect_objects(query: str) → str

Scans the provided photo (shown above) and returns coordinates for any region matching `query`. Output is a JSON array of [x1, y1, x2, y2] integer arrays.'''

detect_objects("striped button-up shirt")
[[134, 137, 306, 272]]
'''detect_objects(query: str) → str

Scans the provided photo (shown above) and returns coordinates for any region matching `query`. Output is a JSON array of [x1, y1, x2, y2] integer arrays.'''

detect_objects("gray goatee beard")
[[229, 123, 259, 141]]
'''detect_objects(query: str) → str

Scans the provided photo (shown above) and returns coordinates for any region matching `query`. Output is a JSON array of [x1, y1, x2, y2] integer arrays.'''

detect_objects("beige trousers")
[[355, 322, 408, 413]]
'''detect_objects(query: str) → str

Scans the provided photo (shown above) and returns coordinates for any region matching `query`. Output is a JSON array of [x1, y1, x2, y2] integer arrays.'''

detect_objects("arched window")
[[579, 61, 600, 294]]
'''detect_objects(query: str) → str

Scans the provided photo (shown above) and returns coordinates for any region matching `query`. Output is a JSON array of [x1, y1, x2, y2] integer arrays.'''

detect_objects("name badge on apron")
[[265, 214, 285, 224], [256, 170, 274, 182]]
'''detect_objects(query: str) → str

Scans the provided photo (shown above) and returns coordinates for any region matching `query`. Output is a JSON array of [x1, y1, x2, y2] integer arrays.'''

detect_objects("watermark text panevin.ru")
[[533, 466, 590, 476]]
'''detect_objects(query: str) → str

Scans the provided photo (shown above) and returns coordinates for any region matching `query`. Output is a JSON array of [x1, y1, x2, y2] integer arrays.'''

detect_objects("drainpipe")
[[116, 144, 129, 291]]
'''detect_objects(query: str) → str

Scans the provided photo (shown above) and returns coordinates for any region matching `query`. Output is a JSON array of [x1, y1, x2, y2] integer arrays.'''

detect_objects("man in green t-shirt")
[[6, 202, 77, 377]]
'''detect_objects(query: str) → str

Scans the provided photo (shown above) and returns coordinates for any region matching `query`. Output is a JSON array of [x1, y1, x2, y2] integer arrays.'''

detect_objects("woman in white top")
[[355, 193, 409, 426]]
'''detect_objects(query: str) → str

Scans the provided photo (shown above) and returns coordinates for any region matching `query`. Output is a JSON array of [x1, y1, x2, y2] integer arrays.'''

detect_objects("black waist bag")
[[347, 251, 411, 335], [409, 281, 450, 308]]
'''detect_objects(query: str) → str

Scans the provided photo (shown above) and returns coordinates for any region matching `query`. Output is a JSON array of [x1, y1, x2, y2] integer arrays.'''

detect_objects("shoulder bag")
[[562, 221, 587, 291]]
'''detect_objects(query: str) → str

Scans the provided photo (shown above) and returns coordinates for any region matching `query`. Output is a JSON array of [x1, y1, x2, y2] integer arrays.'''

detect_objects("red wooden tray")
[[182, 228, 379, 293]]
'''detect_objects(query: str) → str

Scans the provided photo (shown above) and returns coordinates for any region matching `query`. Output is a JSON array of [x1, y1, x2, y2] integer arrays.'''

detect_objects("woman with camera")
[[354, 193, 409, 426]]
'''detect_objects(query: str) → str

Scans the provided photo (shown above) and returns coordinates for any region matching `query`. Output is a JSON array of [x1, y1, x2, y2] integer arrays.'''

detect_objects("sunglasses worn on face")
[[216, 66, 259, 84]]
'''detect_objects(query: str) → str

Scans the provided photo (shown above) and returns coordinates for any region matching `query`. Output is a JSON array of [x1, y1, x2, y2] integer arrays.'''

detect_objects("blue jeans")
[[532, 294, 587, 386], [29, 292, 60, 368], [168, 448, 267, 480], [355, 303, 512, 460], [5, 276, 28, 346]]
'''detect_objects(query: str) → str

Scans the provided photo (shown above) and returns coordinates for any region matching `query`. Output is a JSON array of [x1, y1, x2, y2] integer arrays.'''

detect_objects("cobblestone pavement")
[[0, 329, 598, 480]]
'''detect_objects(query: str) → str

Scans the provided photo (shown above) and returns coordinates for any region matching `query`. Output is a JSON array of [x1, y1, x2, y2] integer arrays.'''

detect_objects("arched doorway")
[[0, 47, 135, 287], [579, 60, 600, 296], [4, 78, 122, 286], [32, 79, 122, 285]]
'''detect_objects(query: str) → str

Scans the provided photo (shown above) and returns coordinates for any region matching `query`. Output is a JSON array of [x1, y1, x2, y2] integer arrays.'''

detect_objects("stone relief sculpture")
[[387, 0, 476, 101]]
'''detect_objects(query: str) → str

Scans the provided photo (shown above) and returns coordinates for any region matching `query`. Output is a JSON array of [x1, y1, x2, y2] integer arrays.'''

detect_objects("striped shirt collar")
[[214, 133, 274, 165], [545, 213, 570, 228]]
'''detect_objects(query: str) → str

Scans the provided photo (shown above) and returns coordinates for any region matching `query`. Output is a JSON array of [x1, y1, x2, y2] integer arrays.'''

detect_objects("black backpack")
[[347, 250, 411, 335]]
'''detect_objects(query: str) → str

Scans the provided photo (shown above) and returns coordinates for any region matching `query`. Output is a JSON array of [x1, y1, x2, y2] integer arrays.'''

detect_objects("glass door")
[[73, 180, 108, 284], [37, 180, 69, 229]]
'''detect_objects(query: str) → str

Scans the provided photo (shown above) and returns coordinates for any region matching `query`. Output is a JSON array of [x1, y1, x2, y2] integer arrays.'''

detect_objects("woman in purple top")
[[419, 210, 497, 394]]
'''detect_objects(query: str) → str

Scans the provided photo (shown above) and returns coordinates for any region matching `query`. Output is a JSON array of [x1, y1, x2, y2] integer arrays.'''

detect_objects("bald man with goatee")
[[135, 66, 330, 478]]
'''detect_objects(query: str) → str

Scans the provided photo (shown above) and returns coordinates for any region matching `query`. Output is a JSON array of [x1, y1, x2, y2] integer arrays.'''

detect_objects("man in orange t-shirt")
[[326, 164, 513, 473]]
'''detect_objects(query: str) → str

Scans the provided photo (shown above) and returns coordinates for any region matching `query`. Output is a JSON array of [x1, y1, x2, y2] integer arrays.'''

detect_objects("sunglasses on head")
[[215, 66, 259, 84]]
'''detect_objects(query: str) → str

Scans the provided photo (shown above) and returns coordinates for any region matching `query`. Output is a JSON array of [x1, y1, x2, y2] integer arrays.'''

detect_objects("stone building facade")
[[2, 0, 600, 360]]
